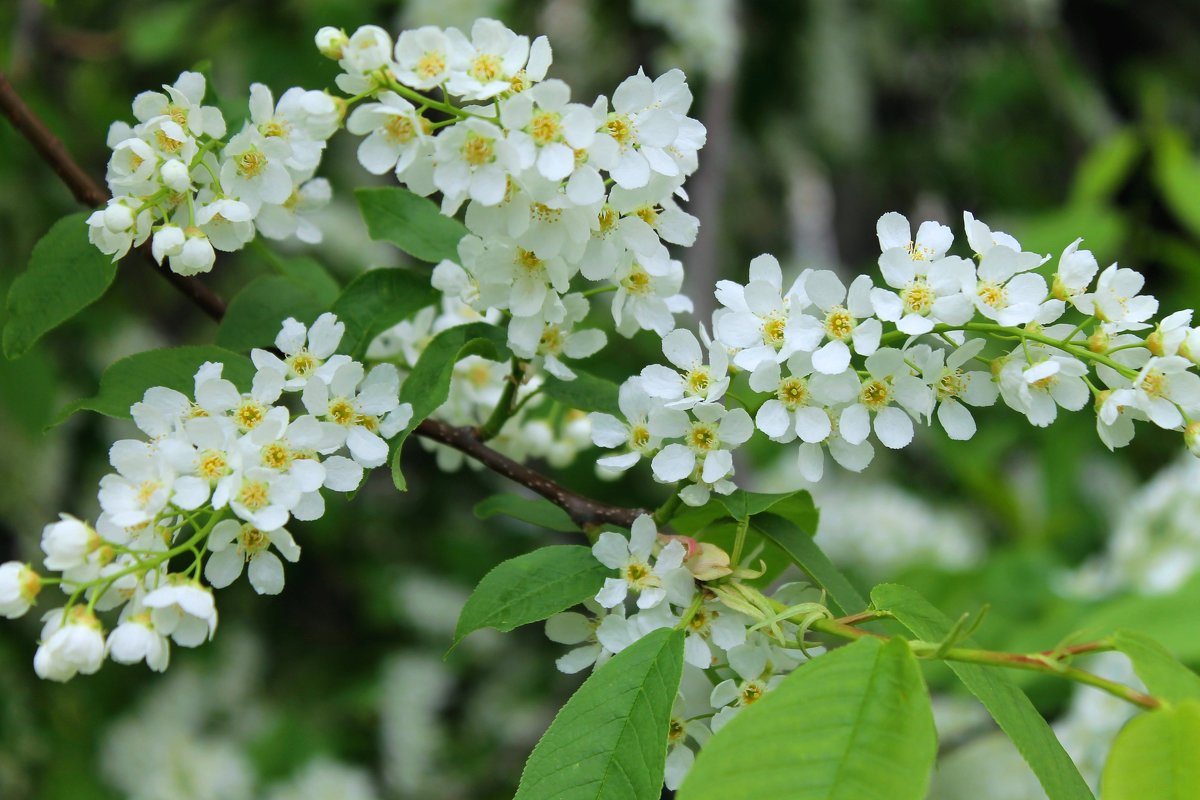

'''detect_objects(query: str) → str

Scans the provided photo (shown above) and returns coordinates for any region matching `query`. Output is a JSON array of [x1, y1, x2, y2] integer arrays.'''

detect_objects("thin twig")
[[0, 71, 641, 530]]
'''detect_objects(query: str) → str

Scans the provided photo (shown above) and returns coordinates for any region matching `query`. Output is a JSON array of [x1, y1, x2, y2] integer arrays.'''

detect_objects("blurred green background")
[[3, 0, 1200, 797]]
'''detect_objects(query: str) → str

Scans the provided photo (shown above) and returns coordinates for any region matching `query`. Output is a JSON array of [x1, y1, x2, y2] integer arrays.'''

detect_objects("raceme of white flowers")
[[2, 313, 410, 682], [51, 14, 1200, 796]]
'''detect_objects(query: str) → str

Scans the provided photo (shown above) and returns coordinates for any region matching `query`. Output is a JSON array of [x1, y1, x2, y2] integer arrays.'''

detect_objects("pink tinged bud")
[[658, 534, 701, 559], [686, 542, 732, 581]]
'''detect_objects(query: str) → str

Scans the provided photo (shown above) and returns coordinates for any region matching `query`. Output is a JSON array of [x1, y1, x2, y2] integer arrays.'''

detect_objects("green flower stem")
[[730, 516, 750, 565], [478, 359, 524, 441], [381, 77, 486, 122], [580, 284, 617, 298], [804, 617, 1157, 710], [653, 488, 684, 526]]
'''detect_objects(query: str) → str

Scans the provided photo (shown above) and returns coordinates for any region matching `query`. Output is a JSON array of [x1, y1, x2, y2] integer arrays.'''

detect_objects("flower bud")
[[170, 229, 216, 276], [0, 562, 41, 619], [315, 26, 348, 60], [34, 607, 105, 682], [1186, 421, 1200, 457], [41, 514, 97, 572], [103, 201, 135, 233], [1088, 329, 1110, 353], [160, 159, 192, 193], [685, 542, 732, 581], [151, 224, 185, 264]]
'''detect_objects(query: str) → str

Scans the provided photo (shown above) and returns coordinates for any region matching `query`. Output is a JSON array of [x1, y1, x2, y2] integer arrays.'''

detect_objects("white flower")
[[714, 254, 820, 371], [0, 562, 40, 619], [963, 245, 1055, 327], [107, 136, 159, 193], [839, 348, 930, 449], [168, 228, 217, 276], [433, 118, 522, 212], [998, 346, 1090, 427], [708, 638, 791, 732], [640, 328, 730, 409], [502, 79, 597, 182], [871, 214, 975, 336], [474, 239, 572, 319], [142, 579, 218, 647], [911, 340, 998, 440], [335, 25, 394, 94], [220, 128, 293, 215], [748, 354, 843, 443], [255, 178, 332, 244], [803, 270, 882, 375], [41, 514, 97, 572], [346, 92, 430, 176], [1108, 356, 1200, 430], [302, 362, 409, 468], [248, 83, 336, 172], [394, 26, 453, 89], [98, 441, 178, 526], [664, 705, 711, 791], [445, 18, 531, 101], [593, 68, 696, 189], [34, 608, 106, 682], [107, 612, 170, 672], [611, 254, 687, 337], [591, 379, 688, 471], [1053, 238, 1100, 303], [1147, 310, 1194, 358], [205, 519, 301, 595], [195, 196, 255, 252], [1074, 263, 1159, 333], [592, 515, 695, 609], [131, 70, 226, 139], [252, 313, 347, 391], [86, 196, 152, 260], [876, 211, 953, 266], [681, 600, 749, 669], [220, 466, 302, 532], [962, 211, 1047, 270], [508, 293, 606, 377], [545, 601, 622, 674], [651, 403, 753, 484]]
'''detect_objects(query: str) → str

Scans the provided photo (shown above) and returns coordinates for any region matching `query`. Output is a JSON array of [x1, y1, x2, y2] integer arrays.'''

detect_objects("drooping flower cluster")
[[89, 71, 339, 275], [591, 212, 1200, 504], [319, 19, 703, 370], [1, 314, 410, 681], [545, 514, 823, 789]]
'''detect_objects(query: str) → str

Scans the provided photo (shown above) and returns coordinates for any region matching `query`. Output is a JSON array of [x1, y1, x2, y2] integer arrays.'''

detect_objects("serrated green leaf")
[[390, 321, 511, 490], [1102, 700, 1200, 800], [752, 514, 865, 616], [54, 346, 254, 425], [454, 545, 607, 645], [1113, 630, 1200, 705], [541, 369, 621, 416], [356, 186, 468, 263], [475, 494, 578, 532], [515, 628, 684, 800], [216, 275, 331, 352], [330, 267, 438, 358], [871, 583, 1093, 800], [4, 213, 119, 359], [679, 637, 936, 800]]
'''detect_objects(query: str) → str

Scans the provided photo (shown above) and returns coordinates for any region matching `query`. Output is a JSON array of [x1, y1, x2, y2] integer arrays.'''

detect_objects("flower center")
[[630, 425, 651, 450], [516, 248, 545, 275], [384, 114, 417, 144], [469, 53, 502, 82], [777, 376, 809, 410], [623, 560, 658, 589], [532, 203, 562, 223], [1141, 369, 1166, 399], [529, 110, 561, 145], [740, 681, 766, 705], [197, 450, 228, 479], [237, 480, 270, 511], [136, 480, 162, 506], [901, 280, 935, 315], [328, 399, 356, 426], [539, 325, 564, 354], [261, 120, 290, 139], [462, 131, 495, 166], [860, 379, 891, 410], [686, 368, 710, 395], [597, 205, 618, 235], [667, 718, 686, 742], [936, 369, 967, 399], [620, 265, 652, 295], [237, 149, 268, 178], [154, 129, 183, 154], [824, 307, 855, 341], [286, 351, 318, 377], [904, 241, 930, 261], [416, 51, 445, 79], [166, 104, 189, 127], [239, 524, 269, 553], [762, 315, 788, 348], [261, 443, 293, 470], [688, 423, 719, 452], [977, 282, 1008, 310], [634, 205, 659, 227], [606, 113, 635, 147], [234, 401, 266, 430]]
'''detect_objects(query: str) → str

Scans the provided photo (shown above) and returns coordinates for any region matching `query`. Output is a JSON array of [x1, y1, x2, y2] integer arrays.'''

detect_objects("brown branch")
[[1, 70, 641, 531], [1, 71, 228, 321]]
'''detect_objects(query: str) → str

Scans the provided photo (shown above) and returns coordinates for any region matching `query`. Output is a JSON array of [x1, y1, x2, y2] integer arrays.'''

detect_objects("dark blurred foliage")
[[2, 0, 1200, 797]]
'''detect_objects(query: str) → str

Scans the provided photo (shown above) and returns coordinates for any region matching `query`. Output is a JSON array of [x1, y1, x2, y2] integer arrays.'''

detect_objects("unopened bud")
[[1088, 329, 1110, 353], [685, 542, 732, 581], [315, 26, 348, 60], [1146, 329, 1165, 357], [160, 159, 191, 193]]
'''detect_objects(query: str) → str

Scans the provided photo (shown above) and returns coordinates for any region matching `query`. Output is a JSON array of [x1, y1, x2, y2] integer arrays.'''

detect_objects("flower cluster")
[[545, 514, 823, 789], [320, 19, 702, 371], [0, 314, 409, 681], [89, 71, 339, 274], [591, 212, 1200, 503]]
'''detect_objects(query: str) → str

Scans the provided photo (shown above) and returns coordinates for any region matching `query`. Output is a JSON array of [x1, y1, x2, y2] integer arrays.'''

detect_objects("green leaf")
[[454, 545, 607, 646], [356, 187, 468, 263], [1153, 129, 1200, 242], [274, 256, 340, 301], [1112, 630, 1200, 705], [474, 494, 578, 533], [752, 514, 866, 615], [541, 369, 621, 416], [390, 321, 511, 490], [678, 637, 936, 800], [715, 489, 818, 529], [216, 275, 331, 352], [1102, 700, 1200, 800], [330, 267, 438, 358], [4, 213, 119, 359], [55, 346, 254, 424], [871, 583, 1094, 800], [1071, 129, 1141, 205], [515, 628, 684, 800]]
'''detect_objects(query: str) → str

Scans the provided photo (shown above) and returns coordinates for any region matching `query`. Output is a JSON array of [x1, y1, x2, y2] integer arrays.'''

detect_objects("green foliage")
[[216, 275, 333, 352], [3, 213, 118, 359], [454, 545, 610, 646], [753, 514, 866, 616], [329, 267, 438, 359], [1152, 129, 1200, 241], [1112, 631, 1200, 704], [390, 321, 511, 490], [679, 637, 936, 800], [1102, 700, 1200, 800], [474, 494, 578, 532], [55, 346, 254, 424], [356, 187, 468, 263], [871, 584, 1093, 800], [541, 369, 622, 416], [515, 628, 685, 800]]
